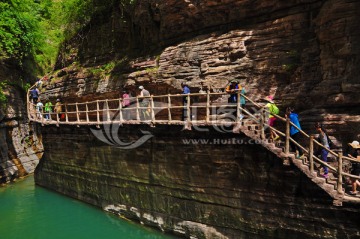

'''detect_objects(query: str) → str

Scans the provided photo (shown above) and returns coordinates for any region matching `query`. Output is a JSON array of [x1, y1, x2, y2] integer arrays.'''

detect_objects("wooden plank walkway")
[[27, 85, 360, 205]]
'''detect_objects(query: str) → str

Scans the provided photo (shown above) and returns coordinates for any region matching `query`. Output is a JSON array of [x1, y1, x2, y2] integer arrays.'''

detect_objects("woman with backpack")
[[314, 122, 330, 178], [264, 95, 279, 141]]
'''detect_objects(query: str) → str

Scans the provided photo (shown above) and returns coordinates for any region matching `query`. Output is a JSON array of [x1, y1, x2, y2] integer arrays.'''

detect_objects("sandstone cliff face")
[[45, 0, 360, 148], [35, 125, 359, 239], [0, 64, 43, 184], [33, 0, 360, 237]]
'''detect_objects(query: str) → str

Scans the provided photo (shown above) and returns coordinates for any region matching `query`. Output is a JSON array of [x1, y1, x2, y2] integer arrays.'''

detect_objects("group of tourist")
[[223, 80, 360, 194], [29, 86, 62, 121], [30, 79, 360, 195], [262, 95, 332, 179], [120, 86, 151, 121]]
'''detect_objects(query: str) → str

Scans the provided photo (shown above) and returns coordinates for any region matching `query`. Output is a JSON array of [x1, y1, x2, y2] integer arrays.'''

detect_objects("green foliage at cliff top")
[[0, 0, 137, 76], [0, 82, 8, 110], [0, 0, 62, 75]]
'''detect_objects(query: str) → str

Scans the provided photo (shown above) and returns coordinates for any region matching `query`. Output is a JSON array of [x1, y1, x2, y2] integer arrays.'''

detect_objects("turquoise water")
[[0, 176, 178, 239]]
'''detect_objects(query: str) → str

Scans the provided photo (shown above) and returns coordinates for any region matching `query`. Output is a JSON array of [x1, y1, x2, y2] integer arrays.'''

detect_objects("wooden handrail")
[[27, 86, 360, 187], [337, 152, 343, 193], [309, 135, 314, 174]]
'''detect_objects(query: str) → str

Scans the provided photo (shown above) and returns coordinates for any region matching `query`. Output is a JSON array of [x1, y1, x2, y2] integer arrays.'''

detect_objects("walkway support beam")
[[96, 100, 100, 124], [167, 94, 172, 122], [309, 135, 314, 174], [206, 91, 210, 123], [337, 152, 343, 194], [285, 118, 290, 155], [260, 108, 265, 140]]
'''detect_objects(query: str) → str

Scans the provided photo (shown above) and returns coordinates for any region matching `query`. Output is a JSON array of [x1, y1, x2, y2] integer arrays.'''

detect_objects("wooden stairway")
[[233, 118, 360, 206]]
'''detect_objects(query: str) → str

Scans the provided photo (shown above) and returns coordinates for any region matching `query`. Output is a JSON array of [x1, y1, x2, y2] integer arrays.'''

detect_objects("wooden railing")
[[27, 84, 360, 196], [28, 90, 252, 126]]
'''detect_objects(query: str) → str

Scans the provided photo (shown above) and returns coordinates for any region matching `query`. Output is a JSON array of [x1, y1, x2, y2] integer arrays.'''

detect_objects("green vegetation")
[[0, 0, 62, 76], [88, 62, 116, 76], [282, 63, 297, 72], [282, 50, 300, 72], [0, 0, 40, 69], [0, 0, 137, 112], [0, 0, 137, 77], [23, 83, 31, 93], [145, 67, 159, 75], [0, 82, 8, 110]]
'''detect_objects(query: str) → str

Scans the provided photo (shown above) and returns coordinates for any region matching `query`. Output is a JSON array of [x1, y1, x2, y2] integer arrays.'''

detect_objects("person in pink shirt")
[[122, 90, 130, 120]]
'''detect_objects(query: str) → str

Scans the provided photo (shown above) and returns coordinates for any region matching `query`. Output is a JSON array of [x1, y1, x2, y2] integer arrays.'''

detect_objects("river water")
[[0, 176, 179, 239]]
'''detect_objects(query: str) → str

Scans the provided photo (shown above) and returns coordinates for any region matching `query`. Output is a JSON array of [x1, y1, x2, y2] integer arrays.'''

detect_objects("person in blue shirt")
[[30, 87, 40, 103], [181, 82, 191, 121], [225, 80, 239, 103], [285, 107, 303, 158]]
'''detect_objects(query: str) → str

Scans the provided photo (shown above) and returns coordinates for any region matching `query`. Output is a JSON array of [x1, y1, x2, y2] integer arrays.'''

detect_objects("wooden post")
[[119, 99, 123, 123], [136, 97, 140, 121], [41, 108, 44, 125], [285, 118, 290, 154], [337, 152, 343, 194], [309, 135, 314, 174], [167, 94, 172, 122], [150, 96, 155, 122], [206, 91, 210, 123], [56, 107, 59, 123], [85, 102, 89, 123], [260, 108, 265, 139], [236, 91, 240, 123], [186, 94, 191, 123], [105, 100, 110, 122], [75, 103, 80, 123], [96, 100, 100, 124], [65, 104, 69, 123], [26, 90, 30, 120]]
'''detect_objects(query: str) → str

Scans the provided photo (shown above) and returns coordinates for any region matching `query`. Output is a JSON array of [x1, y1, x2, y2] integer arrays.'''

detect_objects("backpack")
[[317, 133, 334, 149], [31, 89, 39, 98], [269, 103, 279, 115], [327, 134, 334, 149]]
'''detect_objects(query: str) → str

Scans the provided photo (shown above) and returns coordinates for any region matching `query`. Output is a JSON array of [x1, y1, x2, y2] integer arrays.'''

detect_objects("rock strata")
[[0, 64, 43, 184], [45, 0, 360, 148], [35, 125, 360, 239]]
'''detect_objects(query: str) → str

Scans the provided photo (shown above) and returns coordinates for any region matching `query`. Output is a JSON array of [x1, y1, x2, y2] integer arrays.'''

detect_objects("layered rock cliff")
[[33, 0, 360, 238], [35, 125, 360, 239], [0, 63, 43, 184], [42, 0, 360, 147]]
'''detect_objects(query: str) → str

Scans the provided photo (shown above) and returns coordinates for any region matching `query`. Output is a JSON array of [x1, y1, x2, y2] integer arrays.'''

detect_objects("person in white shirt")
[[36, 100, 44, 120]]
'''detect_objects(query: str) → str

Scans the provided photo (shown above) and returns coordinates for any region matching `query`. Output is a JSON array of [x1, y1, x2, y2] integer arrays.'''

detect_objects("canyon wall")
[[35, 125, 360, 239], [43, 0, 360, 149], [0, 63, 43, 184], [33, 0, 360, 237]]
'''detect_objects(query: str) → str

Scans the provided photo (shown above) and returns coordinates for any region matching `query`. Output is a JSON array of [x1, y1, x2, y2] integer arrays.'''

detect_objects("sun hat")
[[264, 95, 274, 103], [348, 140, 360, 149], [139, 86, 144, 90]]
